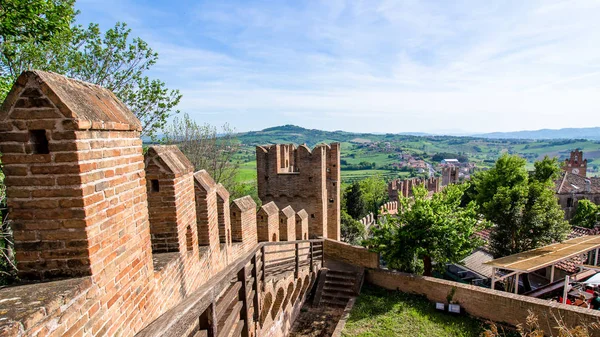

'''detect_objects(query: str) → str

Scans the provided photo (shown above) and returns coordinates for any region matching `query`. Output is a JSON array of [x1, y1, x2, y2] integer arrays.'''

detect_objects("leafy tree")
[[472, 154, 569, 258], [0, 2, 180, 139], [359, 176, 387, 215], [345, 182, 366, 219], [366, 184, 483, 276], [341, 210, 366, 246], [571, 199, 599, 229], [162, 113, 240, 191], [532, 156, 561, 182], [1, 0, 77, 97]]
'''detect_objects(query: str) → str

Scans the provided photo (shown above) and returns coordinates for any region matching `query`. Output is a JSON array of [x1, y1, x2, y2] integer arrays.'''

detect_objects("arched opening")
[[300, 274, 311, 298], [282, 282, 294, 310], [260, 292, 273, 326], [291, 279, 302, 305], [272, 233, 277, 242], [271, 288, 285, 320]]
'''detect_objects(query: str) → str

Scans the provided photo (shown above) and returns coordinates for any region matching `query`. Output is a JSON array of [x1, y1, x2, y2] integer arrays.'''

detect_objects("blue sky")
[[75, 0, 600, 134]]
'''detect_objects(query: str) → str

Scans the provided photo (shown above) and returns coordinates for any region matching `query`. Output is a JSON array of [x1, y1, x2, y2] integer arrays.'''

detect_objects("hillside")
[[477, 127, 600, 140], [233, 125, 600, 183]]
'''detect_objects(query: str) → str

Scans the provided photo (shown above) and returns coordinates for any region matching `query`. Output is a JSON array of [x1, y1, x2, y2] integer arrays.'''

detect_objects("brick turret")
[[0, 70, 146, 280]]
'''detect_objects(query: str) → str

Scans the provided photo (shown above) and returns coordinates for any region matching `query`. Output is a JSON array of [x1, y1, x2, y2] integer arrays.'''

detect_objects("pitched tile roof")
[[555, 172, 600, 194]]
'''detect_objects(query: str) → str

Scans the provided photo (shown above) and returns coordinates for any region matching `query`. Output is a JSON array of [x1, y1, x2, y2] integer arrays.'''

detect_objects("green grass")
[[236, 160, 257, 183], [342, 285, 488, 337]]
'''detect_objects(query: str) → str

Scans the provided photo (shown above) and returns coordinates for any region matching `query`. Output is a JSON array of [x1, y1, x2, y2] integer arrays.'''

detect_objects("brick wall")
[[230, 196, 258, 249], [279, 205, 296, 241], [145, 145, 196, 253], [258, 202, 279, 242], [295, 209, 308, 240], [388, 177, 441, 202], [0, 71, 336, 337], [256, 143, 340, 240], [367, 269, 600, 334], [323, 239, 379, 269]]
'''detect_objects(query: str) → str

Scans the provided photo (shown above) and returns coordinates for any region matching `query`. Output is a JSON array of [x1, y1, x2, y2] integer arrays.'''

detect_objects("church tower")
[[564, 149, 587, 177]]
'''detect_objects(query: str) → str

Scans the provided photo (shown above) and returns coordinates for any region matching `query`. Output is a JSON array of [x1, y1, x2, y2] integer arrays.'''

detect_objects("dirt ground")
[[288, 305, 345, 337]]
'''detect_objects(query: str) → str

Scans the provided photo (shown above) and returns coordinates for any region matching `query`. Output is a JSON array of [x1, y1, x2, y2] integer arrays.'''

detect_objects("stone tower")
[[564, 149, 587, 177], [256, 143, 340, 240]]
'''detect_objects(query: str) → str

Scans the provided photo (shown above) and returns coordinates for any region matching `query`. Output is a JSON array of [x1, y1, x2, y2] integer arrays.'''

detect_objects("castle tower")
[[564, 149, 587, 177], [256, 143, 340, 240]]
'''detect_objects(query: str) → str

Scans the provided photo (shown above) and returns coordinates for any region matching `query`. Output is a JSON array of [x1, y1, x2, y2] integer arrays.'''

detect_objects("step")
[[324, 277, 355, 285], [323, 285, 356, 295], [322, 293, 353, 301], [327, 271, 358, 281], [321, 298, 349, 308], [327, 269, 358, 277]]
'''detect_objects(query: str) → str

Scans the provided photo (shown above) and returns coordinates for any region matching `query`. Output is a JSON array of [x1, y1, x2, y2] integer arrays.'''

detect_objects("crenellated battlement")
[[256, 143, 340, 240], [0, 71, 336, 337]]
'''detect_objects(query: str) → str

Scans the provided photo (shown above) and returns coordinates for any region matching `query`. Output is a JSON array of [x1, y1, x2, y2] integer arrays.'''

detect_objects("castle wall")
[[367, 268, 600, 336], [0, 71, 327, 337], [387, 176, 442, 202]]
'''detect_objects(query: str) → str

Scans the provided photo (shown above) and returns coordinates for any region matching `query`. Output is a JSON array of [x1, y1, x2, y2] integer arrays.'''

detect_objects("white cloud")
[[76, 0, 600, 133]]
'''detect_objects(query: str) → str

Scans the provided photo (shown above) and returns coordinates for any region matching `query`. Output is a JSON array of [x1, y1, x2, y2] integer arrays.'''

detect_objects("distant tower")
[[564, 149, 587, 177], [256, 143, 340, 240]]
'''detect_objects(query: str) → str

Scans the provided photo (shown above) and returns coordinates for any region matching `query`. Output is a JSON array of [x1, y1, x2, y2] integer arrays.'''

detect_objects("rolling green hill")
[[233, 125, 600, 184]]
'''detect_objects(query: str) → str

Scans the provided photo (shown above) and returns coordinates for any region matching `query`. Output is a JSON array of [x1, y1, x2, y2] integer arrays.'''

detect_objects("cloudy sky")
[[75, 0, 600, 134]]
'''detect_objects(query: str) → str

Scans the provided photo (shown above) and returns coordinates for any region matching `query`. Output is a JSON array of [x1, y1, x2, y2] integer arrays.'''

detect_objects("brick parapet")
[[279, 206, 296, 241], [367, 268, 600, 335], [258, 201, 280, 242], [295, 209, 309, 241], [0, 71, 336, 337], [230, 196, 258, 250]]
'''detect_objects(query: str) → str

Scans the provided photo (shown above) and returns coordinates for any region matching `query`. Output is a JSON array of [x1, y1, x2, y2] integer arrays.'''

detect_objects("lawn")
[[235, 160, 257, 183], [342, 285, 489, 337]]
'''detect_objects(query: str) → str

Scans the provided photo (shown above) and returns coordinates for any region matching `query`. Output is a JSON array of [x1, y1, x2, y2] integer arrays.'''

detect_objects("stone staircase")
[[314, 268, 364, 308]]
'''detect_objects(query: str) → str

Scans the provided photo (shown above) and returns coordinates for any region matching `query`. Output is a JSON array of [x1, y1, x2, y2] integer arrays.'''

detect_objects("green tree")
[[472, 154, 569, 258], [0, 2, 180, 139], [345, 182, 366, 219], [1, 0, 77, 97], [366, 184, 483, 276], [532, 156, 561, 182], [359, 175, 387, 215], [571, 199, 599, 229], [341, 210, 366, 246]]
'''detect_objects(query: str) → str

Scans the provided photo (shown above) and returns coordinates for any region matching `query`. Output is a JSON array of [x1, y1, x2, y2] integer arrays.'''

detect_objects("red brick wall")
[[0, 72, 329, 337], [258, 202, 279, 242], [279, 206, 296, 241], [230, 196, 258, 249], [323, 239, 379, 269], [367, 269, 600, 334], [295, 209, 308, 241], [256, 143, 340, 240]]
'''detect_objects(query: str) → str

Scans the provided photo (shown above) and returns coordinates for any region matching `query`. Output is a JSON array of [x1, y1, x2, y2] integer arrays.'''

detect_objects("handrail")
[[136, 238, 325, 337]]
